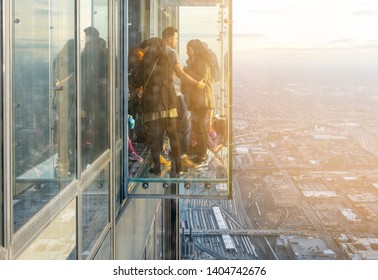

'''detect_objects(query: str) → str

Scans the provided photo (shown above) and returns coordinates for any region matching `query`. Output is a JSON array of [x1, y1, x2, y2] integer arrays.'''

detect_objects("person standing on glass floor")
[[162, 26, 205, 170]]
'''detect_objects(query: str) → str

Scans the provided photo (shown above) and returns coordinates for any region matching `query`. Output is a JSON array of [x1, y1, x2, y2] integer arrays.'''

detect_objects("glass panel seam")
[[3, 0, 15, 259], [81, 150, 111, 188], [84, 224, 111, 260]]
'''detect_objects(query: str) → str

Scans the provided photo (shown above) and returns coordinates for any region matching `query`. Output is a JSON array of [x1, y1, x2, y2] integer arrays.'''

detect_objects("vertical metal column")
[[76, 0, 83, 260], [3, 0, 13, 259], [163, 184, 178, 259]]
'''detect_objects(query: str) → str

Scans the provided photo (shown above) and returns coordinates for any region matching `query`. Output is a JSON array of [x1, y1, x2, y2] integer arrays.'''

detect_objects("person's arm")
[[173, 62, 205, 90]]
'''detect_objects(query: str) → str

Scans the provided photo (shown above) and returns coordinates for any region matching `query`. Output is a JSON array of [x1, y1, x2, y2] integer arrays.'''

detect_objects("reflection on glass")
[[82, 167, 109, 259], [94, 231, 111, 260], [126, 1, 230, 197], [115, 0, 124, 214], [115, 0, 123, 142], [155, 204, 163, 259], [17, 199, 77, 260], [54, 38, 76, 178], [13, 0, 76, 232], [80, 1, 109, 169], [145, 230, 155, 260], [115, 150, 123, 212]]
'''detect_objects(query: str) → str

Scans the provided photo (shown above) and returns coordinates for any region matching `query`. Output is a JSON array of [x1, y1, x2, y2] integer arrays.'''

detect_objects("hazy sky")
[[233, 0, 378, 64]]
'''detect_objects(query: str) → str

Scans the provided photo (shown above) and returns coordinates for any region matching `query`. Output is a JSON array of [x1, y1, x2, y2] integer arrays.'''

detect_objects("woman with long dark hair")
[[135, 37, 182, 176], [182, 39, 215, 164]]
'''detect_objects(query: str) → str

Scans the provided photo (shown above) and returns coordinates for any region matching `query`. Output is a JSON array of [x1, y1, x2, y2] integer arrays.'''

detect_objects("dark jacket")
[[182, 58, 214, 111], [81, 38, 107, 114], [135, 50, 177, 123]]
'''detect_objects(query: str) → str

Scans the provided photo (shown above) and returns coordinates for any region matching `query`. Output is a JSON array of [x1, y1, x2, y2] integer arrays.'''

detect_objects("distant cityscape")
[[182, 63, 378, 260]]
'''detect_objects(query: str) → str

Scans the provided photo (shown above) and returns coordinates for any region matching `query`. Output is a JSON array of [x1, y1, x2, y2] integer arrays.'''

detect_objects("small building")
[[283, 237, 336, 260]]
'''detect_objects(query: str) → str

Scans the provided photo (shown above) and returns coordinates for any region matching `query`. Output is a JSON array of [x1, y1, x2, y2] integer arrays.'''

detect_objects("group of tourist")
[[128, 26, 220, 177]]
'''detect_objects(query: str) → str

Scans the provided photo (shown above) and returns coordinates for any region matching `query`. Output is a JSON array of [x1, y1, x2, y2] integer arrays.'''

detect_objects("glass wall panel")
[[155, 202, 163, 259], [114, 198, 162, 259], [13, 0, 76, 232], [17, 199, 77, 260], [116, 150, 123, 212], [115, 0, 124, 213], [145, 224, 155, 260], [93, 230, 111, 260], [126, 0, 231, 198], [80, 0, 109, 170], [52, 2, 77, 179], [81, 166, 109, 259]]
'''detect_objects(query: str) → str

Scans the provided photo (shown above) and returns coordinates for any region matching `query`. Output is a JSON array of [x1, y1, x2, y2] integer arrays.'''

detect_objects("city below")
[[181, 63, 378, 260]]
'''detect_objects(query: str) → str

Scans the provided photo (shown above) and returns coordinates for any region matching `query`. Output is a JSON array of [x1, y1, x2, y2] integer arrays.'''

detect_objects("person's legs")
[[165, 117, 182, 174], [128, 137, 135, 153], [145, 119, 164, 174], [191, 108, 210, 162], [176, 95, 198, 168], [176, 95, 190, 155], [128, 137, 143, 162]]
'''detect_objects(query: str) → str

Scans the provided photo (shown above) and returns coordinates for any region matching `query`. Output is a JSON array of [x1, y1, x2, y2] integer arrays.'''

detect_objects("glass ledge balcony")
[[127, 144, 231, 199], [126, 0, 232, 199]]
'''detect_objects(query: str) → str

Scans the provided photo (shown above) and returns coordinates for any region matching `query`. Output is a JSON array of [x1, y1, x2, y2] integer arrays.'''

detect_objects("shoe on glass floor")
[[193, 155, 208, 165], [174, 169, 185, 178], [160, 155, 171, 166], [129, 152, 143, 162], [181, 154, 198, 169], [149, 168, 161, 176]]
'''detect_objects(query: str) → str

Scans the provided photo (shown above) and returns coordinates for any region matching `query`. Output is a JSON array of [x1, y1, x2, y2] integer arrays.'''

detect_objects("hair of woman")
[[187, 39, 211, 64]]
